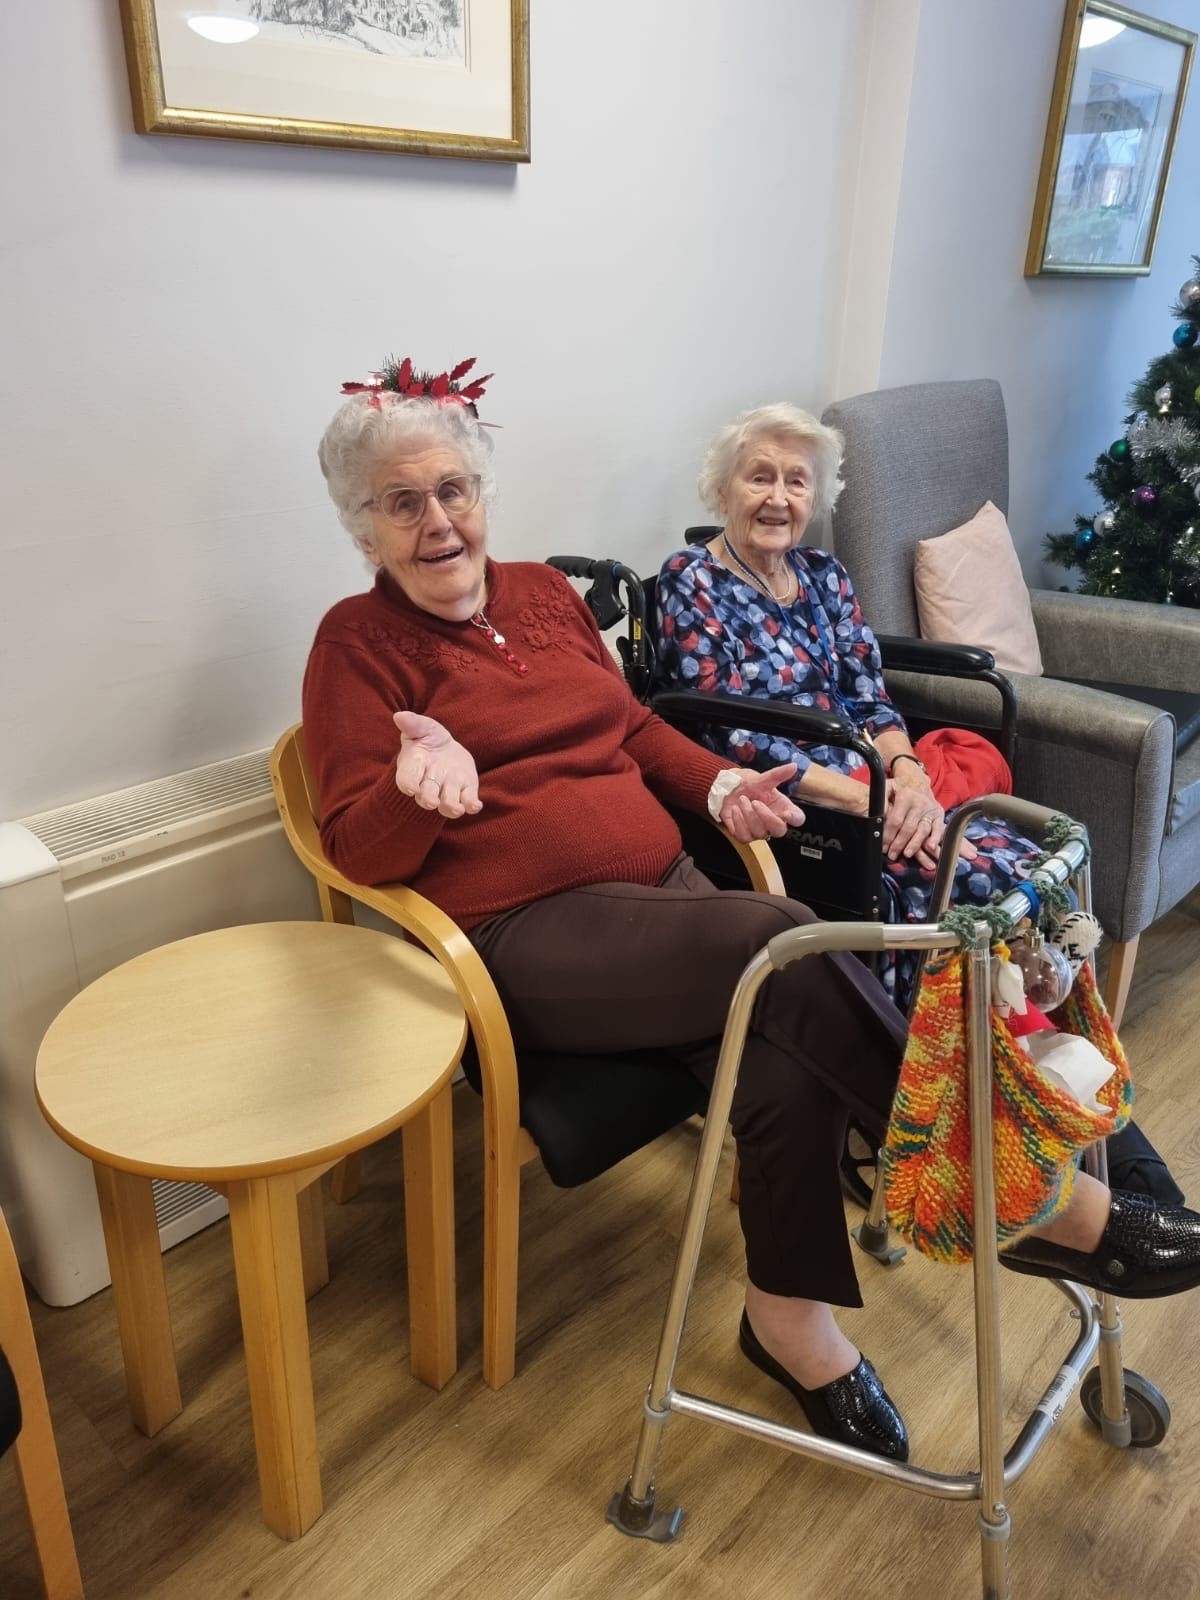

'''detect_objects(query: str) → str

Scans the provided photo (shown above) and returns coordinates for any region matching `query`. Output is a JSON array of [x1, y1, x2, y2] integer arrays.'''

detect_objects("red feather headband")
[[341, 355, 493, 416]]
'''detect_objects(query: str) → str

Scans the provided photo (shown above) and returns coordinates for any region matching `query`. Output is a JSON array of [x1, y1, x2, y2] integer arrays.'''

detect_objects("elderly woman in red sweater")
[[302, 363, 1200, 1464]]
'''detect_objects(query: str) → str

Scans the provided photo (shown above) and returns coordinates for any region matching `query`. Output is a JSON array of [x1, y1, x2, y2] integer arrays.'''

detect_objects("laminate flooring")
[[3, 894, 1198, 1599]]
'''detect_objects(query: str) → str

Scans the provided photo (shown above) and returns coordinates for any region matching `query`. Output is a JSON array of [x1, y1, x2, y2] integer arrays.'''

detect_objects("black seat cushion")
[[460, 1040, 707, 1188], [1054, 679, 1200, 754], [0, 1349, 21, 1457]]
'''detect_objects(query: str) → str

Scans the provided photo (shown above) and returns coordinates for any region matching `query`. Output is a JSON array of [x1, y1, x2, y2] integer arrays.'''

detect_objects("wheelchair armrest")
[[650, 689, 886, 815], [876, 634, 994, 674], [876, 635, 1016, 772]]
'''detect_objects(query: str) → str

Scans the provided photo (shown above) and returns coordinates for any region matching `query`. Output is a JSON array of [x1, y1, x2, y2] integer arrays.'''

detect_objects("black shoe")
[[738, 1311, 909, 1461], [1000, 1192, 1200, 1299]]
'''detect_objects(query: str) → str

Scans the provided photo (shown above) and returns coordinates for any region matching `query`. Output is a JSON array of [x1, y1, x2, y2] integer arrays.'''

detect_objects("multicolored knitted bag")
[[883, 951, 1133, 1263]]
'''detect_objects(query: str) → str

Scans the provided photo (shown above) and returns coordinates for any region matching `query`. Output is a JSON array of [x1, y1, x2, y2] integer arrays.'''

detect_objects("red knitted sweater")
[[302, 561, 730, 929]]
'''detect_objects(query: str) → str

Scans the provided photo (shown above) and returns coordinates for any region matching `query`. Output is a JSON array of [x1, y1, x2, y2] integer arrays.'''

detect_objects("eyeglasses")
[[361, 473, 482, 528]]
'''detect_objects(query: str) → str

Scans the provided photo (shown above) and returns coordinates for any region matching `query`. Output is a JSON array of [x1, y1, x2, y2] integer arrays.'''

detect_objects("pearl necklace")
[[721, 535, 795, 605], [469, 610, 529, 675]]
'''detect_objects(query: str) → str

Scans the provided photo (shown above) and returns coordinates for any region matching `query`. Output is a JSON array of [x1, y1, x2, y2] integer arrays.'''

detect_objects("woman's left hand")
[[883, 775, 945, 868], [719, 764, 806, 842]]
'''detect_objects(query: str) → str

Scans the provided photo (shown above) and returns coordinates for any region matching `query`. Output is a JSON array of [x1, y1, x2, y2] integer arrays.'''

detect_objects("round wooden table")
[[36, 920, 466, 1540]]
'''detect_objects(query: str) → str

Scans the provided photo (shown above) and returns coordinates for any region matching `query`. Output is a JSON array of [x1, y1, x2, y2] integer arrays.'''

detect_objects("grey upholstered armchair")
[[821, 379, 1200, 1027]]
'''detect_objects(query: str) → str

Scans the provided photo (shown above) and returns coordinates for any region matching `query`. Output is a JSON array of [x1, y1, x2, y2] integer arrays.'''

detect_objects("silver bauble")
[[1154, 382, 1172, 413], [1181, 278, 1200, 307], [1092, 510, 1116, 537]]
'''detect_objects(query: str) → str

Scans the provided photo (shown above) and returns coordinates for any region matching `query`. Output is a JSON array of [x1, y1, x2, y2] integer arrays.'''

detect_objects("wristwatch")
[[888, 752, 926, 776]]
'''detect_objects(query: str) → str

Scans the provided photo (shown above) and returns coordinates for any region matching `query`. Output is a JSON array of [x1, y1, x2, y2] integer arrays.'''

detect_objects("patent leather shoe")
[[738, 1311, 909, 1461], [1000, 1191, 1200, 1299]]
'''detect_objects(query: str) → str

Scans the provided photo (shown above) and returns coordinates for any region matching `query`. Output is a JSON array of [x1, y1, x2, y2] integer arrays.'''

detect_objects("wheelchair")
[[547, 537, 1015, 925], [546, 545, 1017, 1239]]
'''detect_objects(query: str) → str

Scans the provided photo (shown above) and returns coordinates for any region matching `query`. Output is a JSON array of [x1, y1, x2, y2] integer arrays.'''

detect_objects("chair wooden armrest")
[[270, 725, 784, 1386], [271, 726, 527, 1387]]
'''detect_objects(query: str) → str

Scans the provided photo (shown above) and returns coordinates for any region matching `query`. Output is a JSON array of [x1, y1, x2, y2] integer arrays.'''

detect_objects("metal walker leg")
[[608, 946, 775, 1541]]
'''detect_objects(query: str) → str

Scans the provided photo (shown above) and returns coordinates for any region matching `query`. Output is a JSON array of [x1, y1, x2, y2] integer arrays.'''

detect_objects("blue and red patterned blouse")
[[655, 544, 907, 783]]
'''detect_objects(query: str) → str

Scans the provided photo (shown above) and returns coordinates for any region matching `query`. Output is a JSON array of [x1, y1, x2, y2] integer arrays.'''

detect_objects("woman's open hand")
[[393, 710, 482, 819], [719, 764, 806, 842]]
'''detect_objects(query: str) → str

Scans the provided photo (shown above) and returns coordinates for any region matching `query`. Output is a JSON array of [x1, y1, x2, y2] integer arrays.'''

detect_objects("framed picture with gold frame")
[[118, 1, 529, 163], [1026, 1, 1194, 276]]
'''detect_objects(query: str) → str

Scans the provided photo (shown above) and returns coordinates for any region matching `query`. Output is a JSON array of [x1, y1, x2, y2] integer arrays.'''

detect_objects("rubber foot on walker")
[[607, 1486, 685, 1543], [852, 1221, 906, 1266]]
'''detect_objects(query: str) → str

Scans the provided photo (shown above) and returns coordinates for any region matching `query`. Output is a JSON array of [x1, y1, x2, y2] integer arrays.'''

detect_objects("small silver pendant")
[[492, 630, 505, 646]]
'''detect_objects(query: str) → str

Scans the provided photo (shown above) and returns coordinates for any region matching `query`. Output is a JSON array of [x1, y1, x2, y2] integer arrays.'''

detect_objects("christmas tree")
[[1046, 256, 1200, 608]]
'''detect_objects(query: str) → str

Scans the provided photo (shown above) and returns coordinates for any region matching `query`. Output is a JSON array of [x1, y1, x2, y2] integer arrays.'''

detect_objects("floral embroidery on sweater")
[[516, 583, 577, 652], [342, 618, 476, 673]]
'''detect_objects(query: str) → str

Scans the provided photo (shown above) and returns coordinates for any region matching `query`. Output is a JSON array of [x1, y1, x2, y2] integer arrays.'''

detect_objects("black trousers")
[[469, 856, 908, 1305]]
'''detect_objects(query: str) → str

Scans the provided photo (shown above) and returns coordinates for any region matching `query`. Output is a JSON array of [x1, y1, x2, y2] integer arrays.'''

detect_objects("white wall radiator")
[[0, 749, 319, 1305]]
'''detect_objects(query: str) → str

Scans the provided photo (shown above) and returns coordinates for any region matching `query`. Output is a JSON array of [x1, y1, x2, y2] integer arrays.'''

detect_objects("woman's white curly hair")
[[318, 394, 496, 553], [699, 402, 845, 519]]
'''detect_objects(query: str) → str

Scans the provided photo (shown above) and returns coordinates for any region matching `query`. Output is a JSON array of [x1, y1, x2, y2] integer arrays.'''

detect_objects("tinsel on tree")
[[1046, 256, 1200, 607]]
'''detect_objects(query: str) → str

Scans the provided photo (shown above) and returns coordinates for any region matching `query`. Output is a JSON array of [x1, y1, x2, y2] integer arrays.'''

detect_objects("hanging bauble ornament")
[[1134, 485, 1157, 507], [1007, 934, 1074, 1012], [1194, 383, 1200, 405], [1109, 438, 1131, 461], [1173, 322, 1199, 349], [1181, 278, 1200, 307], [1075, 527, 1096, 554], [1154, 382, 1173, 413], [1092, 509, 1115, 537]]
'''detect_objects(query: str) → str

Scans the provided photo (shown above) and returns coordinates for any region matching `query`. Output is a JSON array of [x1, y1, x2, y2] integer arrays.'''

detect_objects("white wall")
[[0, 1, 870, 818], [877, 0, 1200, 582]]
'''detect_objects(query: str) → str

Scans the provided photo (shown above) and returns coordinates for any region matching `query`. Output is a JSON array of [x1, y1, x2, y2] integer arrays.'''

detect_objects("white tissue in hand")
[[1024, 1032, 1111, 1111]]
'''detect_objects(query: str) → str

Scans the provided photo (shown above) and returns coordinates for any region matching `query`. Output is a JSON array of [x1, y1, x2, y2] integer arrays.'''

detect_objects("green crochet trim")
[[937, 814, 1089, 951], [1028, 814, 1090, 931], [939, 903, 1017, 948]]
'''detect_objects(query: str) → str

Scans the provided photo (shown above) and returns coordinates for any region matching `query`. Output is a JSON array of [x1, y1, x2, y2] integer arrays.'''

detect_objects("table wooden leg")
[[297, 1177, 329, 1301], [225, 1175, 321, 1539], [330, 1151, 362, 1204], [402, 1084, 457, 1390], [93, 1164, 182, 1437]]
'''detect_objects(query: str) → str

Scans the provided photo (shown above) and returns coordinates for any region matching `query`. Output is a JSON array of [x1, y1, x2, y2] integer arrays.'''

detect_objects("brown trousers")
[[469, 856, 907, 1305]]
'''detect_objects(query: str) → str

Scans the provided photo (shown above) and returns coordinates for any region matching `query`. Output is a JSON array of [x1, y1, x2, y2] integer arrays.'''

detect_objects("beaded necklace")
[[469, 610, 529, 675], [721, 535, 796, 605]]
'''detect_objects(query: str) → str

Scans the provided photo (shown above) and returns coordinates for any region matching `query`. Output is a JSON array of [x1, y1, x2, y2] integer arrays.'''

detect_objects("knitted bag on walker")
[[883, 952, 1133, 1264]]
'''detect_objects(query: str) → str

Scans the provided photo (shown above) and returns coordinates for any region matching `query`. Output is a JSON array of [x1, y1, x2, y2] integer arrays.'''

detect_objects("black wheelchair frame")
[[547, 545, 1016, 928]]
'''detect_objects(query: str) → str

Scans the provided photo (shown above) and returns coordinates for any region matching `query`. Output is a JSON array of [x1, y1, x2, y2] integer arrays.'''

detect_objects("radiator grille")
[[20, 750, 274, 864]]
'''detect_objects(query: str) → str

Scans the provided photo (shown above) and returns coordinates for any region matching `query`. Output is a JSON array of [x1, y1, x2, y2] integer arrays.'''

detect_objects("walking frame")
[[607, 795, 1170, 1600]]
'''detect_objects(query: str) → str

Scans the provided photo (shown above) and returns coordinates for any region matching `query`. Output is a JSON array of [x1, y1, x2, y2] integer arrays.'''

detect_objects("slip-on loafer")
[[738, 1311, 909, 1461], [1000, 1191, 1200, 1299]]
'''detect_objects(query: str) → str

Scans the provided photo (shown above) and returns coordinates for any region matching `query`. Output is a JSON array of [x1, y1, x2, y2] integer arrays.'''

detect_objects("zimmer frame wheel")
[[1080, 1367, 1170, 1449]]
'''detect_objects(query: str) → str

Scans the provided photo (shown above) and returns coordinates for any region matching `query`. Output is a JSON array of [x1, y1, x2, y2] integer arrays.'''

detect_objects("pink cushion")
[[913, 501, 1043, 676]]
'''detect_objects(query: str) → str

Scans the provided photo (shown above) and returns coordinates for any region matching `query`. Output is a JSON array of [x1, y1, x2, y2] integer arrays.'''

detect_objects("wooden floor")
[[3, 894, 1199, 1599]]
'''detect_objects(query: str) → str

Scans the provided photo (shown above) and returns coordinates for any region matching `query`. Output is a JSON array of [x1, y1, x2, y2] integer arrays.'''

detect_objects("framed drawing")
[[118, 1, 529, 162], [1026, 1, 1194, 276]]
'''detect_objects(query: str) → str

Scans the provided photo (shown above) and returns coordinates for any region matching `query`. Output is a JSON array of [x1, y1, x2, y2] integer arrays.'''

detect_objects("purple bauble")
[[1134, 485, 1157, 507]]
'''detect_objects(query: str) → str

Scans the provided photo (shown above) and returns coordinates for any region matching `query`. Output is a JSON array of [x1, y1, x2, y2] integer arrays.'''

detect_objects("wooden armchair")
[[270, 724, 782, 1390], [1, 1204, 82, 1597]]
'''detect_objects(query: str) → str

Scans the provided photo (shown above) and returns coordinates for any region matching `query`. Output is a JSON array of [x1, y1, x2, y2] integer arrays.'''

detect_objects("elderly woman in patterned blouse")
[[656, 402, 1045, 1011]]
